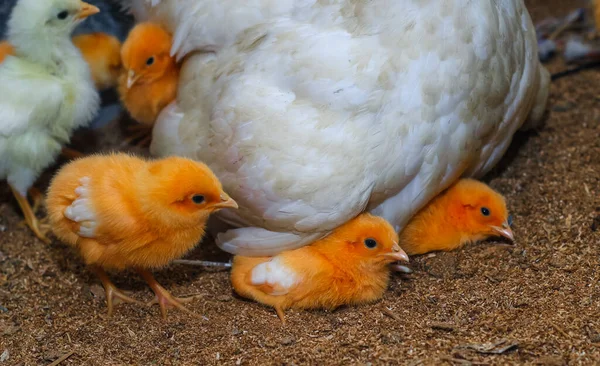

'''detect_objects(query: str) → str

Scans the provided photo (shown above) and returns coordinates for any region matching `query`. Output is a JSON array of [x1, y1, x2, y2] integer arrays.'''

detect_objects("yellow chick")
[[399, 178, 513, 256], [46, 153, 238, 318], [118, 22, 179, 147], [72, 33, 122, 91], [0, 0, 100, 242], [231, 214, 409, 324]]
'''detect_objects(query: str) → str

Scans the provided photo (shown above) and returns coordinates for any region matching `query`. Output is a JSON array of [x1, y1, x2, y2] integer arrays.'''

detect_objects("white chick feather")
[[125, 0, 549, 256]]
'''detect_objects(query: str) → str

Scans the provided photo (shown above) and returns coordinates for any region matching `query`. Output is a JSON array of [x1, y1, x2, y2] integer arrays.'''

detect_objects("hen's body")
[[128, 0, 549, 256]]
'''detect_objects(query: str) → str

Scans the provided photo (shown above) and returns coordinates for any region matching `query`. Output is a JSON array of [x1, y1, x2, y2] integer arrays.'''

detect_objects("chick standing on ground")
[[118, 22, 179, 147], [399, 179, 514, 256], [231, 214, 409, 324], [0, 0, 100, 243], [46, 153, 238, 318]]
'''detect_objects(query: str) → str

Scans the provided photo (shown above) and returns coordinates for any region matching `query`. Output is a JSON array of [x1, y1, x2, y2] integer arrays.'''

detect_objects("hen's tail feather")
[[216, 228, 327, 257]]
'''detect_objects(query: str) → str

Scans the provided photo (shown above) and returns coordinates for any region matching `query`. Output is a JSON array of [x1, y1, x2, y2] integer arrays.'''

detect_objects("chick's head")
[[321, 214, 408, 267], [121, 22, 174, 89], [8, 0, 99, 39], [140, 157, 238, 227], [448, 179, 513, 242]]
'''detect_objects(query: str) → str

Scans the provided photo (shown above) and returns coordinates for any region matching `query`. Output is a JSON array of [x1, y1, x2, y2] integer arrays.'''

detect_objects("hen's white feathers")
[[135, 0, 549, 256]]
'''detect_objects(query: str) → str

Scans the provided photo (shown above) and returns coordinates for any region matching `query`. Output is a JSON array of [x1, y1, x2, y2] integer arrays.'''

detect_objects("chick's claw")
[[92, 266, 143, 317], [137, 269, 200, 320], [10, 185, 50, 244], [104, 285, 144, 317]]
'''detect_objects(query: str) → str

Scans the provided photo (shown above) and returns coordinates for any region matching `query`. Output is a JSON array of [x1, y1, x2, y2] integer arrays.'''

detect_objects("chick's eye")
[[192, 195, 205, 204], [364, 238, 377, 249], [57, 10, 69, 20], [481, 207, 490, 216], [146, 57, 155, 66]]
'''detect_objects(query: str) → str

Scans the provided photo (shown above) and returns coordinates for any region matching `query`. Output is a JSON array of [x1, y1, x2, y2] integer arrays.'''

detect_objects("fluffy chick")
[[72, 33, 122, 90], [399, 179, 513, 256], [118, 22, 179, 146], [231, 214, 409, 324], [0, 0, 100, 242], [46, 153, 238, 318]]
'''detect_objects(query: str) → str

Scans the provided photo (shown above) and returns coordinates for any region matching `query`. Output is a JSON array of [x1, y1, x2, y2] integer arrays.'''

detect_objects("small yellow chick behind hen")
[[46, 153, 238, 318], [72, 33, 122, 91], [118, 22, 180, 147], [231, 213, 409, 324], [399, 178, 513, 256]]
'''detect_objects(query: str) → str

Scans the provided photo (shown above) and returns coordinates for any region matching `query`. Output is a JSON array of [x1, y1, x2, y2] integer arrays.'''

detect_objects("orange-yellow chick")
[[118, 22, 179, 146], [0, 33, 121, 91], [46, 153, 238, 318], [231, 214, 409, 324], [0, 41, 14, 63], [72, 33, 122, 91], [399, 178, 514, 256]]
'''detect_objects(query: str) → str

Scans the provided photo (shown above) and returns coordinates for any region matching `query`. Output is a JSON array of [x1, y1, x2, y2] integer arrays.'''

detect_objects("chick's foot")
[[10, 185, 50, 243], [137, 269, 200, 320], [123, 124, 152, 148], [91, 265, 143, 317]]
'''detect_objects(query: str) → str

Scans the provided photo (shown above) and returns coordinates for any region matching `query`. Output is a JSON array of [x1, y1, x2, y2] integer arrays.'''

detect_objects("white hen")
[[122, 0, 550, 256]]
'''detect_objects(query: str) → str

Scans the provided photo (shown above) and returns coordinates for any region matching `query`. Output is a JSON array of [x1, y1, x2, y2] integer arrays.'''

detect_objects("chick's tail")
[[231, 256, 278, 300]]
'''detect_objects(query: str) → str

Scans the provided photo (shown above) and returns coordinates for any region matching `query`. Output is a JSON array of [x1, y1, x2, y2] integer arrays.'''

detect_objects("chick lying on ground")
[[118, 22, 179, 147], [46, 153, 238, 318], [399, 179, 514, 256], [231, 214, 409, 324], [0, 32, 122, 91], [0, 0, 100, 243]]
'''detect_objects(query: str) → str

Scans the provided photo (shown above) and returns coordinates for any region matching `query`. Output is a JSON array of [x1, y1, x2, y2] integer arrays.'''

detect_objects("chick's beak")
[[381, 242, 410, 263], [126, 70, 139, 89], [76, 1, 100, 20], [211, 193, 238, 210], [491, 221, 514, 242]]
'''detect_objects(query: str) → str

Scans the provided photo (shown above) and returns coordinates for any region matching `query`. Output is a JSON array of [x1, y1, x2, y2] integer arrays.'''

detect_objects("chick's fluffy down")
[[46, 154, 221, 270]]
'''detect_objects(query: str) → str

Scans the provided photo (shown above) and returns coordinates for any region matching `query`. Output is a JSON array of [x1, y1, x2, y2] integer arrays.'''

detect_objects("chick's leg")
[[9, 185, 50, 244], [136, 269, 199, 319], [123, 124, 152, 148], [17, 188, 47, 226], [275, 305, 286, 325], [91, 265, 143, 317]]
